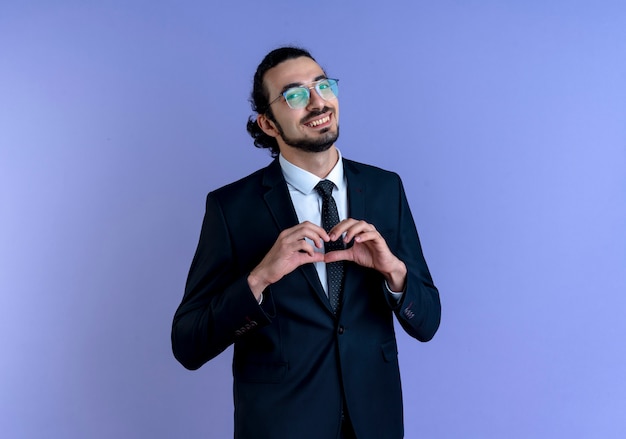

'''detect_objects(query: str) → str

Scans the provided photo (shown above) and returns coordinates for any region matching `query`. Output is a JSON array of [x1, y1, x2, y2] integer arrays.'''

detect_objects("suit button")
[[338, 326, 344, 335]]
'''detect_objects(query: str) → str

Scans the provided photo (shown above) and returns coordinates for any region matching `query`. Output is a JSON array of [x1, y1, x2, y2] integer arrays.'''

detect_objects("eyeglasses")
[[268, 78, 339, 110]]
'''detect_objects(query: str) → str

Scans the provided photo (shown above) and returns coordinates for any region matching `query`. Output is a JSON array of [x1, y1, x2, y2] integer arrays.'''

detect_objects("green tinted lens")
[[284, 87, 310, 109], [316, 79, 338, 100], [281, 79, 339, 109]]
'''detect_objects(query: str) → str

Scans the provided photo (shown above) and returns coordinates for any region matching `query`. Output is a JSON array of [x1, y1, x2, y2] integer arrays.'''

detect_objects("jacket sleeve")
[[171, 192, 272, 370], [386, 176, 441, 342]]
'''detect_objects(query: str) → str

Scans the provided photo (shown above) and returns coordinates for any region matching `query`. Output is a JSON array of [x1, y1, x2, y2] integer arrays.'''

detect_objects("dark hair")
[[246, 47, 316, 157]]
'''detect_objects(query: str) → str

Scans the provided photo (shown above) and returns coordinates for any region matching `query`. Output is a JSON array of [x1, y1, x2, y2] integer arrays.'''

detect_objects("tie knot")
[[315, 180, 335, 199]]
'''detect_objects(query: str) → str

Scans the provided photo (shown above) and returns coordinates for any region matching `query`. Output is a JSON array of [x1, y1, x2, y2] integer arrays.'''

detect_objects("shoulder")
[[212, 168, 264, 196], [343, 158, 402, 185], [209, 159, 282, 201]]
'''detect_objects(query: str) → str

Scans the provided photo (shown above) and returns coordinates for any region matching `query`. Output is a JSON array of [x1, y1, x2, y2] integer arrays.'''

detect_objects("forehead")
[[263, 57, 325, 94]]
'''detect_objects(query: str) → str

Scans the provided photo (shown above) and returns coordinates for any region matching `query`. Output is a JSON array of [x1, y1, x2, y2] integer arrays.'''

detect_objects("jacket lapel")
[[344, 160, 366, 224], [342, 160, 367, 311], [261, 160, 298, 232], [261, 160, 329, 309]]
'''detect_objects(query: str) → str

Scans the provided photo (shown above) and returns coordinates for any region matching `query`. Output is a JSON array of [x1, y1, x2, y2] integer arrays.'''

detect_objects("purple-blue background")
[[2, 1, 625, 437]]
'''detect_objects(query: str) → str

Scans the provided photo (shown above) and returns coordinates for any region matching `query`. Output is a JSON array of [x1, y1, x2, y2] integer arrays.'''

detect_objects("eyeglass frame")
[[267, 77, 340, 110]]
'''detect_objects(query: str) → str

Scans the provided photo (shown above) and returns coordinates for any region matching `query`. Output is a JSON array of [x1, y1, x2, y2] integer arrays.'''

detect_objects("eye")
[[284, 87, 308, 102]]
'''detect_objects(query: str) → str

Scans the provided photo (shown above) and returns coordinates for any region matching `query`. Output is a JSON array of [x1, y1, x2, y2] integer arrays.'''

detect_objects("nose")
[[306, 86, 326, 111]]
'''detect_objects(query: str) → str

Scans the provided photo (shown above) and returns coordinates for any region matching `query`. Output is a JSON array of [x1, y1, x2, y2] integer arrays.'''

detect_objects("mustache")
[[300, 107, 333, 124]]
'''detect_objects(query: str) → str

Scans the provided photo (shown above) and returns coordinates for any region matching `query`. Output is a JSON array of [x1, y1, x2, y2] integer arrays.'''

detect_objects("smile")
[[304, 115, 331, 128]]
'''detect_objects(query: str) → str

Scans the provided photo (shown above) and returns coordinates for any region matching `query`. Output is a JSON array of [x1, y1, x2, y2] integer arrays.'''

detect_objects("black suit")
[[172, 158, 441, 439]]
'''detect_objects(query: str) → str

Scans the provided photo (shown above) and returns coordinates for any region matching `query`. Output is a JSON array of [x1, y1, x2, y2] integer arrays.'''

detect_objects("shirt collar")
[[279, 149, 345, 195]]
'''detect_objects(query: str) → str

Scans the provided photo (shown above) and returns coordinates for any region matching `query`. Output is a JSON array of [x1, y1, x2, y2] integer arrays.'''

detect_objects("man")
[[172, 46, 441, 439]]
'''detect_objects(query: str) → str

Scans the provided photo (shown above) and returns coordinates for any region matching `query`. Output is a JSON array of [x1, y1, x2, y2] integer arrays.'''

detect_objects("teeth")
[[306, 116, 330, 127]]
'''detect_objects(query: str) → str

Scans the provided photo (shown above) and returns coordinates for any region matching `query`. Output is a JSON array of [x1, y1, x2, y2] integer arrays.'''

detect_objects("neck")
[[280, 146, 339, 179]]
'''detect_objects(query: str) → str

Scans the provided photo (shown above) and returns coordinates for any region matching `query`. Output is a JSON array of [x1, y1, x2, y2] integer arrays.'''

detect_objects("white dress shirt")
[[279, 150, 347, 295], [278, 149, 403, 302]]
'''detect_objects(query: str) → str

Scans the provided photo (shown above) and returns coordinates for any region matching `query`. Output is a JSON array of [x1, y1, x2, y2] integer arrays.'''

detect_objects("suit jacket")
[[172, 158, 441, 439]]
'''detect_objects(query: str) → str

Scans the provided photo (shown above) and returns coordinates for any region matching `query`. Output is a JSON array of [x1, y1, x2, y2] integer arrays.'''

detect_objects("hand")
[[248, 221, 327, 298], [324, 219, 407, 291]]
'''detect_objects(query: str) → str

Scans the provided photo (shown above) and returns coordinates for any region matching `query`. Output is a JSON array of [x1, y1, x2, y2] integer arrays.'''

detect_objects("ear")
[[257, 114, 280, 138]]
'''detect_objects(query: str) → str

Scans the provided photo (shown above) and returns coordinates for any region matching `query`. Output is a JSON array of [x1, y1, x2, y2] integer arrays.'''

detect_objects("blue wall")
[[2, 1, 625, 437]]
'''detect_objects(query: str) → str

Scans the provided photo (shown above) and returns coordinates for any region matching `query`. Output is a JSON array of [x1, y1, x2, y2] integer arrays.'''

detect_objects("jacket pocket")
[[381, 340, 398, 363], [234, 361, 288, 383]]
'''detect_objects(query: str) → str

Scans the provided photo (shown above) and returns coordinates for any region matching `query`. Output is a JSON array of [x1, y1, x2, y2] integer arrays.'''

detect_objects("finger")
[[293, 238, 321, 256], [327, 218, 359, 241], [352, 230, 381, 243], [284, 226, 328, 248], [301, 233, 327, 249], [295, 222, 330, 245], [323, 248, 353, 263], [297, 248, 325, 264], [333, 220, 377, 243], [298, 220, 329, 237]]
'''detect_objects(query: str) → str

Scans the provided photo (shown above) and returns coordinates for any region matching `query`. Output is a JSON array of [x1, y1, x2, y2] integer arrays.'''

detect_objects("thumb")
[[324, 248, 352, 263]]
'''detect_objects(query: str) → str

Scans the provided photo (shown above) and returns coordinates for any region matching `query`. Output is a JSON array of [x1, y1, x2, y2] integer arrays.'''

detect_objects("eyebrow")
[[279, 75, 328, 94]]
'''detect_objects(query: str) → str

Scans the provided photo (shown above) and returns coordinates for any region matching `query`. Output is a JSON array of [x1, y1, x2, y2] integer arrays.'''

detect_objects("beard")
[[272, 108, 339, 153]]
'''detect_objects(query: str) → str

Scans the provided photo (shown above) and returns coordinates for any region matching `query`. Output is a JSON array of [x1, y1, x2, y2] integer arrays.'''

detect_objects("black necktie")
[[314, 180, 344, 313]]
